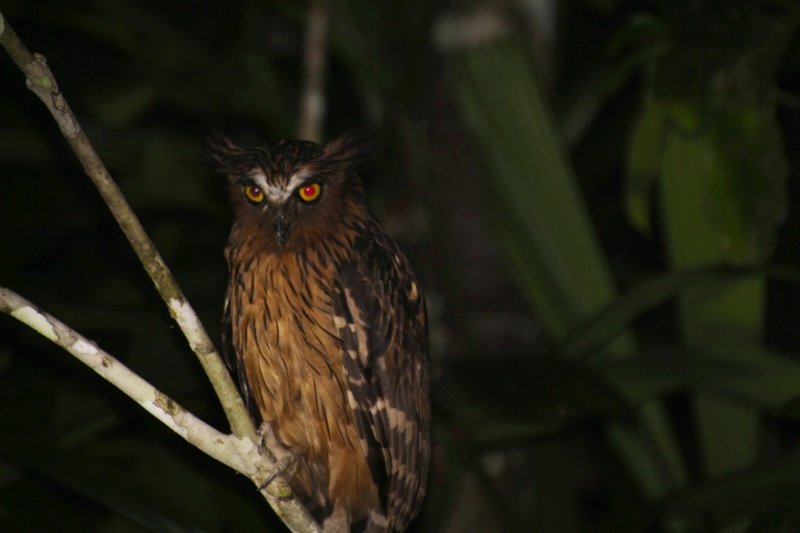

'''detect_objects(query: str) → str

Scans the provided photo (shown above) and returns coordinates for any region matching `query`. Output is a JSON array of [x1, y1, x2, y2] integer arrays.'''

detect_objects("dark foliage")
[[4, 1, 800, 531]]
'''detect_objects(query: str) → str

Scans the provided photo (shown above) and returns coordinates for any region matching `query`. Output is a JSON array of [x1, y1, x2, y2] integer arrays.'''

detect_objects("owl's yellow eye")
[[298, 182, 322, 203], [244, 184, 265, 204]]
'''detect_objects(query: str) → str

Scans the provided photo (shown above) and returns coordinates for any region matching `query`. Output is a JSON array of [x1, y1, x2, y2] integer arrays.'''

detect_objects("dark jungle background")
[[3, 0, 800, 531]]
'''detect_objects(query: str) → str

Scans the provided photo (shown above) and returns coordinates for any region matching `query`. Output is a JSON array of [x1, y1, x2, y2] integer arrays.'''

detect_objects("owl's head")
[[210, 134, 369, 253]]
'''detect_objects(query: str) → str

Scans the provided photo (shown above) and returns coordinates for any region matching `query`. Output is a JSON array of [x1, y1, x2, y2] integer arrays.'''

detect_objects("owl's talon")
[[257, 422, 296, 490], [260, 458, 293, 491]]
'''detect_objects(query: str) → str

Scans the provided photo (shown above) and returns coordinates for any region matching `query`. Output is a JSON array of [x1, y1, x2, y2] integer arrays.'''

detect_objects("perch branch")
[[0, 9, 250, 439], [298, 0, 329, 142], [0, 288, 319, 533], [0, 11, 319, 532]]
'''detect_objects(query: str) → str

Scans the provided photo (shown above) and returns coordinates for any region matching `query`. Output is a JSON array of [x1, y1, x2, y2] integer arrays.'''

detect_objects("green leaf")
[[605, 342, 800, 410], [450, 42, 630, 350], [564, 267, 741, 359], [448, 40, 688, 498], [625, 98, 666, 236], [656, 454, 800, 528], [653, 7, 793, 484]]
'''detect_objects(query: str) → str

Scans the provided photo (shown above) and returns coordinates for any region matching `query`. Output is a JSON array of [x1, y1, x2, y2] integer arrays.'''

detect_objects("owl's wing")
[[222, 286, 261, 423], [332, 222, 430, 530]]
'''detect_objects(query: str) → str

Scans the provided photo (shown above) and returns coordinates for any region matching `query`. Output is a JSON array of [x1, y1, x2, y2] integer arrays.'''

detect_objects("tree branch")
[[298, 0, 329, 142], [0, 289, 250, 471], [0, 10, 252, 441], [0, 288, 319, 533], [0, 11, 320, 533]]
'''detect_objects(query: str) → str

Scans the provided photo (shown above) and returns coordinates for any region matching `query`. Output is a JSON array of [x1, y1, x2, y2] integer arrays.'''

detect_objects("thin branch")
[[0, 288, 319, 533], [298, 0, 329, 142], [0, 11, 319, 533], [0, 10, 250, 440], [0, 289, 250, 472]]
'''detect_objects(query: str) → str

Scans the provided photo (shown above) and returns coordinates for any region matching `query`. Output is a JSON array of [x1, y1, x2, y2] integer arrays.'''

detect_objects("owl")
[[211, 135, 431, 532]]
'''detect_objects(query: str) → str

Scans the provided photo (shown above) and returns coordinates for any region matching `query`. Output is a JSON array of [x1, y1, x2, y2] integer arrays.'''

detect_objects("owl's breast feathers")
[[224, 215, 430, 531]]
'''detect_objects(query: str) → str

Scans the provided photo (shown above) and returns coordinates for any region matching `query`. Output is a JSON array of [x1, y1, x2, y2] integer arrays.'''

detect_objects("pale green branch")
[[0, 10, 319, 533], [0, 10, 250, 440], [0, 288, 319, 533]]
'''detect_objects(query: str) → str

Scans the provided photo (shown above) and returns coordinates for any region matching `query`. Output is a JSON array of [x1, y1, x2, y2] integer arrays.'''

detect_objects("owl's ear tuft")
[[321, 132, 374, 171], [206, 133, 249, 177]]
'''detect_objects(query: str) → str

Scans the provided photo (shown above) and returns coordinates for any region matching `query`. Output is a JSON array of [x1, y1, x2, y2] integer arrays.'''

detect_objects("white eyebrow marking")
[[247, 171, 270, 194], [246, 170, 314, 204], [286, 170, 312, 192]]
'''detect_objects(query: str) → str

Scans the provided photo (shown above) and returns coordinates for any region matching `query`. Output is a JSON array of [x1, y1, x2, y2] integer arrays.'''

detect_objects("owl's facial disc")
[[244, 169, 321, 247]]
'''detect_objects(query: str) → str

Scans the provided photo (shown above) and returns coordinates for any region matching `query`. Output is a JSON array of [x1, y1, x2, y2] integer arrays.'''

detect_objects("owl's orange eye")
[[298, 182, 322, 203], [244, 184, 265, 204]]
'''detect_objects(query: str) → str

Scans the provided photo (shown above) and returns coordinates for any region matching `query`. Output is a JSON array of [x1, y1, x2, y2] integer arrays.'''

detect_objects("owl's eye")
[[297, 183, 322, 203], [243, 184, 265, 204]]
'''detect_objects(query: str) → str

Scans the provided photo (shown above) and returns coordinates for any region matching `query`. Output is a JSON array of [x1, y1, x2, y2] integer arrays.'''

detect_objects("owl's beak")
[[273, 211, 290, 246]]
